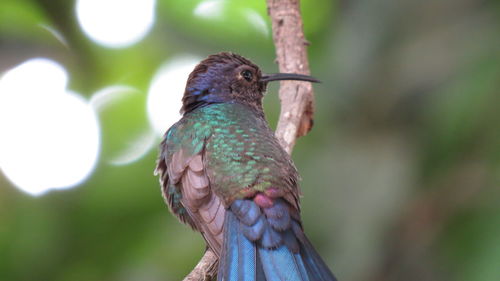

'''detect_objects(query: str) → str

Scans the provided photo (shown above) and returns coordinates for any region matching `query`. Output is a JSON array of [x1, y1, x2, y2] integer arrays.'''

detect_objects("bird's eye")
[[241, 70, 253, 82]]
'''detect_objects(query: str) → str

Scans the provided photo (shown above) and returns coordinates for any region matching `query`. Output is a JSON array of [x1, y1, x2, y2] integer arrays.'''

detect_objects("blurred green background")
[[0, 0, 499, 280]]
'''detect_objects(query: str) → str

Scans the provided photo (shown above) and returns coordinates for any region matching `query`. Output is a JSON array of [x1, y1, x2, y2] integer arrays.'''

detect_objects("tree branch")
[[183, 249, 217, 281], [267, 0, 315, 153], [183, 0, 313, 279]]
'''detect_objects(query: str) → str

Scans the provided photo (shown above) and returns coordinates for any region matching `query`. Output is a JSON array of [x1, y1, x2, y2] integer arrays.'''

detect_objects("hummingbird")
[[155, 52, 336, 281]]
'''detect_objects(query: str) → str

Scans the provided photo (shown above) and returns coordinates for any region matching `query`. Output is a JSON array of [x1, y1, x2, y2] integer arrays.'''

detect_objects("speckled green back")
[[164, 102, 299, 206]]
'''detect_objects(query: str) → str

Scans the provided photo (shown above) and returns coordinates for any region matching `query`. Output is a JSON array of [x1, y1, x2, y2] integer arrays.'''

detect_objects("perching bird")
[[155, 52, 336, 281]]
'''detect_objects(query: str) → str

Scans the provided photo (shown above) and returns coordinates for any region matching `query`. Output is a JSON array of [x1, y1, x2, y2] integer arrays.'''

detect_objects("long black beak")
[[261, 73, 321, 83]]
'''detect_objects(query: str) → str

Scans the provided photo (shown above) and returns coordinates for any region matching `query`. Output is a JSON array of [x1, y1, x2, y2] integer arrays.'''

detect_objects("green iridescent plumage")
[[162, 103, 299, 214]]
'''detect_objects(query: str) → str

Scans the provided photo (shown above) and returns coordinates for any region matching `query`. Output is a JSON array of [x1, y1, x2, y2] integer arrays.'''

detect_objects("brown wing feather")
[[155, 146, 199, 230], [157, 145, 225, 256]]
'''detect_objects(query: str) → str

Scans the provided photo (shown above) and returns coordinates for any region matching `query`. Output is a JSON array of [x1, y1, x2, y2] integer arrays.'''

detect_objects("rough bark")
[[267, 0, 315, 154], [183, 249, 217, 281], [183, 0, 314, 279]]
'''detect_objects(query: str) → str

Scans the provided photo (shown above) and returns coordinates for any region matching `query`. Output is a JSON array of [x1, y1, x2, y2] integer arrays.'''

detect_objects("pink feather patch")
[[254, 193, 274, 208]]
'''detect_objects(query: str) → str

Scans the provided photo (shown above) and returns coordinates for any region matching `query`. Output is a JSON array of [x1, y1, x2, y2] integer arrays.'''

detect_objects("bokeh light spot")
[[76, 0, 156, 48], [244, 9, 269, 36], [147, 56, 201, 136], [194, 0, 225, 19], [90, 85, 155, 165], [0, 58, 100, 196], [108, 129, 156, 166], [90, 85, 140, 113]]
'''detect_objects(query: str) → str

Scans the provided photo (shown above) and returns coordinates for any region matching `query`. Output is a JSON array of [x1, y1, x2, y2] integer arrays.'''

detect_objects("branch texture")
[[267, 0, 315, 154], [183, 249, 217, 281], [183, 0, 313, 279]]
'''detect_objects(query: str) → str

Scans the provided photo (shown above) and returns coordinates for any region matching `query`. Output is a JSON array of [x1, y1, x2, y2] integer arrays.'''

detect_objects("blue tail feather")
[[300, 236, 338, 281], [255, 250, 267, 281], [259, 245, 310, 281], [219, 211, 257, 281], [294, 252, 311, 280], [238, 221, 256, 280], [218, 200, 337, 281]]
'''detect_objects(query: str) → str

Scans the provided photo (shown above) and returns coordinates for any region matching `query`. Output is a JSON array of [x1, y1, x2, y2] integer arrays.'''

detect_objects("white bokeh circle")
[[0, 58, 100, 195], [147, 56, 201, 136], [76, 0, 156, 48]]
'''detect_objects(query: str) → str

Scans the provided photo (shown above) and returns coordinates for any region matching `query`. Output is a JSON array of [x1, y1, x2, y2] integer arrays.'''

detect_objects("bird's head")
[[181, 52, 319, 114]]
